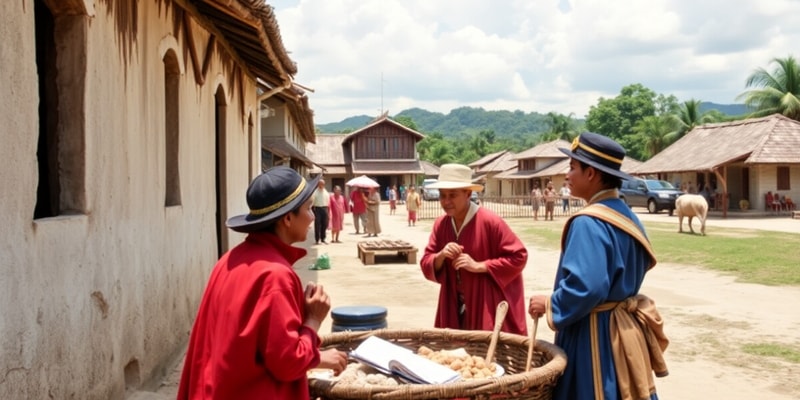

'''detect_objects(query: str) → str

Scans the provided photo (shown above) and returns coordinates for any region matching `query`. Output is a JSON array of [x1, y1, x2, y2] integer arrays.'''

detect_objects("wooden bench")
[[792, 210, 800, 219], [357, 240, 418, 265]]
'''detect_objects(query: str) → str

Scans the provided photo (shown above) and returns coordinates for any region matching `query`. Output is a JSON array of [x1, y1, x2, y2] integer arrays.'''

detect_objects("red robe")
[[178, 232, 320, 400], [420, 207, 528, 335]]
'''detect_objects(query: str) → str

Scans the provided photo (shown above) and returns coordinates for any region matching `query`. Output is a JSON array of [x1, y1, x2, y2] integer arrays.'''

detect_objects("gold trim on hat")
[[249, 179, 307, 216], [572, 137, 623, 165]]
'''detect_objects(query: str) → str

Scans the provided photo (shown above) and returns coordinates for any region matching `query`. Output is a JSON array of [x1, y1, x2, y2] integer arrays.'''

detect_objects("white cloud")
[[271, 0, 800, 124]]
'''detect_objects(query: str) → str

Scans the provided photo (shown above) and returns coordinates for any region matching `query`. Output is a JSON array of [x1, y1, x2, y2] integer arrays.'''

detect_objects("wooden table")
[[357, 239, 418, 265]]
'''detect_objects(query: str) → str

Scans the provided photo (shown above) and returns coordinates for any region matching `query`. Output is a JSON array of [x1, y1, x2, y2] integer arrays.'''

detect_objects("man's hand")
[[303, 282, 330, 331], [452, 253, 487, 273], [528, 295, 547, 319], [317, 349, 348, 375]]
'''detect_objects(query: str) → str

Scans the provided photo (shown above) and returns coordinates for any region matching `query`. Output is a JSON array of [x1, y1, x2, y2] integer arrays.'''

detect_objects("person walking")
[[349, 186, 367, 234], [543, 181, 557, 221], [177, 167, 348, 400], [530, 182, 542, 221], [364, 187, 381, 237], [559, 182, 571, 213], [420, 164, 528, 335], [328, 185, 348, 243], [389, 185, 398, 215], [312, 178, 330, 244], [406, 185, 422, 226], [529, 133, 668, 400]]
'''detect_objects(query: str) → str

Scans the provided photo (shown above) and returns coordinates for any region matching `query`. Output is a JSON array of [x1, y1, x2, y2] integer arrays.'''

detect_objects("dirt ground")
[[138, 205, 800, 400]]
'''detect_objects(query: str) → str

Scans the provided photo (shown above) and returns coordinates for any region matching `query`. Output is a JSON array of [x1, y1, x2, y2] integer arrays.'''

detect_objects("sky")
[[269, 0, 800, 124]]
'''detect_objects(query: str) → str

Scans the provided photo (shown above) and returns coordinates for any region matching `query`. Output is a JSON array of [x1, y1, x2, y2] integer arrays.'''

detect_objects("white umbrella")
[[346, 175, 380, 188]]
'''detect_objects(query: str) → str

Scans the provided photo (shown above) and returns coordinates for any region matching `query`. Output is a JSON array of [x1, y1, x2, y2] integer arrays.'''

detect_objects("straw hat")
[[426, 164, 484, 192], [226, 166, 320, 233]]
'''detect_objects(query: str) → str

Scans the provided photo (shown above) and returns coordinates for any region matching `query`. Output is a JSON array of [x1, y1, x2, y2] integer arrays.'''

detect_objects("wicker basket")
[[309, 328, 566, 400]]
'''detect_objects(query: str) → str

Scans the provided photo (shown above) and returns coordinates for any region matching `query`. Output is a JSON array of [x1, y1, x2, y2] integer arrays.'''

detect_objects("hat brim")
[[226, 174, 322, 233], [425, 181, 484, 192], [559, 148, 634, 181]]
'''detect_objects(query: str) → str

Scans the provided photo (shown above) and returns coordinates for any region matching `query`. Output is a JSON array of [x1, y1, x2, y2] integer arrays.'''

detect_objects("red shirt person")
[[349, 187, 367, 234], [178, 167, 347, 400], [420, 164, 529, 335]]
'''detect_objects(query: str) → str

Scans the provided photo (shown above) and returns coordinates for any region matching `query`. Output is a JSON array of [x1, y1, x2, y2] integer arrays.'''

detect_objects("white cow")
[[676, 194, 708, 235]]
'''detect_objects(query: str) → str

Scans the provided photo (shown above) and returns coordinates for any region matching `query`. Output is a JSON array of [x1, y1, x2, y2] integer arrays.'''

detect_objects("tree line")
[[319, 55, 800, 165]]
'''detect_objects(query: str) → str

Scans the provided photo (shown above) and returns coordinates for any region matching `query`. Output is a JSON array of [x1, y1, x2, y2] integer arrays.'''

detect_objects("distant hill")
[[316, 106, 555, 141], [316, 115, 373, 133], [316, 103, 749, 139], [699, 102, 751, 116]]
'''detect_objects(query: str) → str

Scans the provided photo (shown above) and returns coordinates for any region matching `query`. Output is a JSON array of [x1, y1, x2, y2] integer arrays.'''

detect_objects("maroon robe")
[[420, 207, 528, 335]]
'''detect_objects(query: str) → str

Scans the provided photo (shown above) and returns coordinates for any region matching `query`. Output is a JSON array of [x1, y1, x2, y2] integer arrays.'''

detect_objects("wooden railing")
[[416, 196, 586, 220]]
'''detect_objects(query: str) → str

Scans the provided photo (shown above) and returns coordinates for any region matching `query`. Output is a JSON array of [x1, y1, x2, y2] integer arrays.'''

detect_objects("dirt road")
[[135, 205, 800, 400]]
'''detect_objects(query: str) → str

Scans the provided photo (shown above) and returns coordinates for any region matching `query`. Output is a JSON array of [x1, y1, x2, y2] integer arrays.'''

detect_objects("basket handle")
[[485, 301, 509, 363], [525, 317, 539, 372]]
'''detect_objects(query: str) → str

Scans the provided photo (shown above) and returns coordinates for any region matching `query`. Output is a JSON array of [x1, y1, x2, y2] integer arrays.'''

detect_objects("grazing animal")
[[676, 194, 708, 235]]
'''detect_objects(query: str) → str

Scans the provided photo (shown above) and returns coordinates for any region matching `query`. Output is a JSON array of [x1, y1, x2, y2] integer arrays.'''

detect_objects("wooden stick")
[[485, 301, 509, 364], [525, 317, 539, 372]]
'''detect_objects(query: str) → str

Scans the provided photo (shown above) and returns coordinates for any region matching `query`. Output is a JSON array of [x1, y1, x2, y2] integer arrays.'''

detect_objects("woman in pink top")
[[328, 185, 348, 243]]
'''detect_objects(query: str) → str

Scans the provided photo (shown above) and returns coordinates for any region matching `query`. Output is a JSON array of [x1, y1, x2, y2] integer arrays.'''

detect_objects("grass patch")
[[741, 343, 800, 364], [511, 220, 800, 286]]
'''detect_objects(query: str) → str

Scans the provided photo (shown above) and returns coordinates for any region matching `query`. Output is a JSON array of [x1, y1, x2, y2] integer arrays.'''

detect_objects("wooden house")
[[633, 114, 800, 213]]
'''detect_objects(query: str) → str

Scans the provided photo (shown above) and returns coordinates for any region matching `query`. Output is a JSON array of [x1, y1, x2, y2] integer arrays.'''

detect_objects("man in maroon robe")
[[420, 164, 529, 335]]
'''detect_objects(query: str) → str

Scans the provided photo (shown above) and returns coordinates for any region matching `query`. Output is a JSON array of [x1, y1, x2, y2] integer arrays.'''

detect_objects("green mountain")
[[699, 102, 751, 116], [316, 107, 555, 140], [315, 103, 749, 146]]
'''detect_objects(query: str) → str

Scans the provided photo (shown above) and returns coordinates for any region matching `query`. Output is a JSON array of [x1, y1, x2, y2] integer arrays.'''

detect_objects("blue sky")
[[269, 0, 800, 124]]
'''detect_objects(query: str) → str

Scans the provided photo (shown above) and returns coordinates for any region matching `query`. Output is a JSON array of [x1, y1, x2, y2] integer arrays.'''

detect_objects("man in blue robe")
[[529, 132, 668, 400]]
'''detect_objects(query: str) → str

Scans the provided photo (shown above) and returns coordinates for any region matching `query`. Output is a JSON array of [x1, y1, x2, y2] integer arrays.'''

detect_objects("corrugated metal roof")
[[306, 134, 346, 165], [477, 151, 517, 173], [634, 114, 800, 174], [514, 139, 571, 160], [468, 150, 507, 168]]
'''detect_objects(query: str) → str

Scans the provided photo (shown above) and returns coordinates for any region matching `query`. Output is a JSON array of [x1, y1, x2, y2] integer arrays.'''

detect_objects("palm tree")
[[737, 55, 800, 121], [539, 112, 578, 142], [634, 115, 672, 158], [665, 99, 715, 142]]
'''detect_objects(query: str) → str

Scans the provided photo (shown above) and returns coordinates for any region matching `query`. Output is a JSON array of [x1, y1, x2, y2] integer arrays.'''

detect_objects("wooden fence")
[[415, 195, 587, 220]]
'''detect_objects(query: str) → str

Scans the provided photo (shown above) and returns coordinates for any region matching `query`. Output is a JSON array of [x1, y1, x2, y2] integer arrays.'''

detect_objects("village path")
[[129, 203, 800, 400]]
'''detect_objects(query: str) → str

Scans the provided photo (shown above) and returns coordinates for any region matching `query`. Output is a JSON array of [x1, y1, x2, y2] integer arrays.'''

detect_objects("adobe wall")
[[0, 1, 257, 398]]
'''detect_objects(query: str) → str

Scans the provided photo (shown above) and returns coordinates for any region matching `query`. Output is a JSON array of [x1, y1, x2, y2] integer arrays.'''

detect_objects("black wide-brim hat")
[[226, 166, 321, 233], [559, 132, 634, 181]]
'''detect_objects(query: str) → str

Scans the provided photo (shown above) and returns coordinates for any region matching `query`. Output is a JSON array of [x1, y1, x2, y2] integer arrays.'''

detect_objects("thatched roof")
[[195, 0, 296, 86], [514, 139, 571, 160], [634, 114, 800, 174]]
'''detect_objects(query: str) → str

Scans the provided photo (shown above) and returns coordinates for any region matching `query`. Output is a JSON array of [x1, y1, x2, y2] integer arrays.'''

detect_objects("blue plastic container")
[[331, 305, 388, 332]]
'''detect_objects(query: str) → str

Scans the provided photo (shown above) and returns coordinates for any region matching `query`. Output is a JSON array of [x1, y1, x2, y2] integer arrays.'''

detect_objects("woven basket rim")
[[310, 327, 567, 400]]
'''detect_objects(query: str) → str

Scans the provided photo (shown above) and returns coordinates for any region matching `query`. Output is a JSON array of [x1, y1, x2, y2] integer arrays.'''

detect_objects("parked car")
[[421, 179, 439, 201], [619, 178, 684, 215]]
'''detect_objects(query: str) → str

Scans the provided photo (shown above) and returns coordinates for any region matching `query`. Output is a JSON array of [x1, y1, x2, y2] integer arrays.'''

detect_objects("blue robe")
[[549, 197, 658, 400]]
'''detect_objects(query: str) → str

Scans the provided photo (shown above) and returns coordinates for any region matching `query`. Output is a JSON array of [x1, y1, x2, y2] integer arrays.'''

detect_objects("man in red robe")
[[178, 167, 348, 400], [420, 164, 528, 335]]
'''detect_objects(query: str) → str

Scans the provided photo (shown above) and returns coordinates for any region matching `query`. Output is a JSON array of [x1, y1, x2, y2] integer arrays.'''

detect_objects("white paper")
[[349, 336, 461, 384]]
